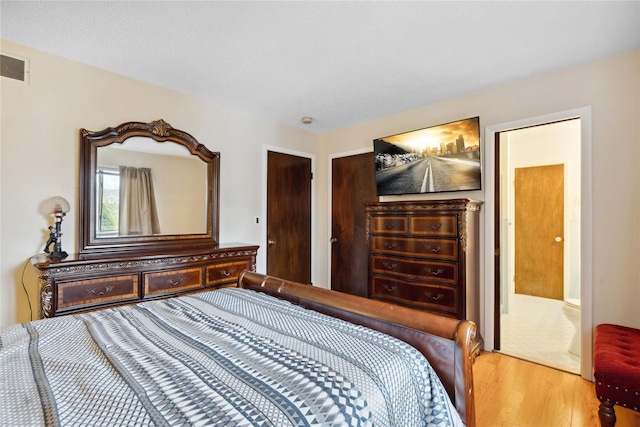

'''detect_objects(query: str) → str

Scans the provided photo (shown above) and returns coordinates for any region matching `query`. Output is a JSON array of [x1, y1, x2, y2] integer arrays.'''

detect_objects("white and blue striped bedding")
[[0, 287, 464, 426]]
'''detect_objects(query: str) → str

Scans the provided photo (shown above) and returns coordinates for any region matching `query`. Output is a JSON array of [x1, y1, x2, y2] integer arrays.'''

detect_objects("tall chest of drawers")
[[367, 199, 482, 327]]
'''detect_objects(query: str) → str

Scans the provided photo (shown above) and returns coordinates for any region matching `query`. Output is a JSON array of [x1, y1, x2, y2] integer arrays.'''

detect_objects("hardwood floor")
[[473, 352, 640, 427]]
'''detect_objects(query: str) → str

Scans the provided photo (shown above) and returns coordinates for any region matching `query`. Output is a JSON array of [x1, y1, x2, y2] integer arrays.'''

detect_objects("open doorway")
[[496, 119, 581, 374]]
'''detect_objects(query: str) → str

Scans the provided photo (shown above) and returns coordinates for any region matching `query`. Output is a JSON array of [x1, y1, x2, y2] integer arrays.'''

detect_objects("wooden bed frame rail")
[[237, 271, 476, 427]]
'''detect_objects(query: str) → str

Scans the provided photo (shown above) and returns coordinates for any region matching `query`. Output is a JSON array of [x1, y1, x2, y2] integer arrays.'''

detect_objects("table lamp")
[[42, 196, 70, 259]]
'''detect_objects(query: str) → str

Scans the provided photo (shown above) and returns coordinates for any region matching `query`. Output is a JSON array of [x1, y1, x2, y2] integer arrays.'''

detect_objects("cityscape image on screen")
[[373, 116, 481, 196]]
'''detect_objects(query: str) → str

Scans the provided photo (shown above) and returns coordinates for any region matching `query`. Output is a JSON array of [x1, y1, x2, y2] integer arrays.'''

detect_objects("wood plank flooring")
[[473, 352, 640, 427]]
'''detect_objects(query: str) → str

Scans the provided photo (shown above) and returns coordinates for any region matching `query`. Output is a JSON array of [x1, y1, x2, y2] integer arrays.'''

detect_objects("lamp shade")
[[41, 196, 70, 214]]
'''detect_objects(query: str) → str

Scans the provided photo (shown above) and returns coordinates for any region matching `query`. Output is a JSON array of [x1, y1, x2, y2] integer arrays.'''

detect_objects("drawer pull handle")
[[425, 245, 441, 253], [427, 223, 443, 230], [167, 276, 187, 286], [426, 268, 445, 276], [385, 223, 397, 229], [384, 242, 398, 249], [382, 261, 398, 270], [220, 268, 237, 277], [425, 292, 445, 300], [87, 286, 114, 296], [382, 283, 397, 292]]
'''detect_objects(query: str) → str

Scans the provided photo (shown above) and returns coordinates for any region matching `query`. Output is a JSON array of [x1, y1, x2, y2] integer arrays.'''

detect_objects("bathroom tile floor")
[[499, 292, 580, 374]]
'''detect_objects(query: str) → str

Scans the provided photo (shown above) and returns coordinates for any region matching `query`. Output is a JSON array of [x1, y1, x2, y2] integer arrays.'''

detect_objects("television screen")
[[373, 116, 481, 196]]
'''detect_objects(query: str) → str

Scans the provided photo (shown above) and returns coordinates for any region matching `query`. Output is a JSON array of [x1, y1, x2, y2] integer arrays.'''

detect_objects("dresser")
[[367, 199, 482, 328], [32, 243, 258, 318]]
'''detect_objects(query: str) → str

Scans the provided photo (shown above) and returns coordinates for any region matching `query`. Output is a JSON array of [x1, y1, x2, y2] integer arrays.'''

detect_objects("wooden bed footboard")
[[237, 271, 476, 427]]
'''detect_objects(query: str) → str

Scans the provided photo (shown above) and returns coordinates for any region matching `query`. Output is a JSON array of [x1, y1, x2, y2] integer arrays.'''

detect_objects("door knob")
[[555, 236, 562, 243], [268, 239, 276, 246], [330, 237, 338, 243]]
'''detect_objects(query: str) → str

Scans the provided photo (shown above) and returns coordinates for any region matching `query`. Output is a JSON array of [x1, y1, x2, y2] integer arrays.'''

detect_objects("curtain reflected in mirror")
[[119, 166, 160, 236]]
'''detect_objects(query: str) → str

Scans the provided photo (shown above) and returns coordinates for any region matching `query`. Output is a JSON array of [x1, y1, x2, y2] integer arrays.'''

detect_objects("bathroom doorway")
[[496, 118, 581, 374]]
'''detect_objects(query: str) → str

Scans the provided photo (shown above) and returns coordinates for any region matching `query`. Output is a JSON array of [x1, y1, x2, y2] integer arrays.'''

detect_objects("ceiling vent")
[[1, 53, 29, 83]]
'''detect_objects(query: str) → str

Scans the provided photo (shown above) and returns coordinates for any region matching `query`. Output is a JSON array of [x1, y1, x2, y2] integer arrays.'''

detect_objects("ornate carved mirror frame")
[[79, 119, 219, 258]]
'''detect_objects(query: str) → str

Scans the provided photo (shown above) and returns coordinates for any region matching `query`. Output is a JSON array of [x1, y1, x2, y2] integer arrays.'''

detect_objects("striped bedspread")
[[0, 288, 464, 427]]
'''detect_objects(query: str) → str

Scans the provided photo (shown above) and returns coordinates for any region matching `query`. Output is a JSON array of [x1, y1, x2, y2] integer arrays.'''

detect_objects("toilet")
[[563, 298, 581, 356]]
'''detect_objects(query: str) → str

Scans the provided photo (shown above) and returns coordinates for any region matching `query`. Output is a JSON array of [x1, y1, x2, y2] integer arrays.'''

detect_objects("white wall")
[[315, 49, 640, 340], [0, 40, 318, 326]]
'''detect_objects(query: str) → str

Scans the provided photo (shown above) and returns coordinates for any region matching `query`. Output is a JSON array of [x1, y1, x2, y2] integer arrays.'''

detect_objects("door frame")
[[262, 145, 316, 283], [483, 106, 593, 380], [327, 147, 374, 285]]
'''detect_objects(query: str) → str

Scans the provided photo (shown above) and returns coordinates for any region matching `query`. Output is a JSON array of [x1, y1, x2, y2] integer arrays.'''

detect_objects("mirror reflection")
[[96, 138, 208, 237]]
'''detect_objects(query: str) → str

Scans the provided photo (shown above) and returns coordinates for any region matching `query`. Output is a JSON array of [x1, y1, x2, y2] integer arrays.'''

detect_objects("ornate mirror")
[[79, 119, 219, 257]]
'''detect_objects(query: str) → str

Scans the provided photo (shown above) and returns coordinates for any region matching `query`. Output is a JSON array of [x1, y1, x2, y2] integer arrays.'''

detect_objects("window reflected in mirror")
[[96, 167, 119, 236]]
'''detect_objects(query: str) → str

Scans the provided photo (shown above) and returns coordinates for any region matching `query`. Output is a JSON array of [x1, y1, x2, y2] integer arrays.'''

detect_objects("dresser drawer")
[[143, 267, 203, 296], [56, 275, 139, 312], [206, 260, 249, 286], [410, 215, 457, 237], [371, 275, 458, 317], [370, 255, 458, 284], [370, 236, 458, 260], [370, 216, 409, 234]]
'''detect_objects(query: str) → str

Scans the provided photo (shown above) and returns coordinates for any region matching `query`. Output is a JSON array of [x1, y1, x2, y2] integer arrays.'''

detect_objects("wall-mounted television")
[[373, 116, 481, 196]]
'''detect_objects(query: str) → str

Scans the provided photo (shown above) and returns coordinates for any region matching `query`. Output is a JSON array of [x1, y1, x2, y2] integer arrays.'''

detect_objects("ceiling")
[[2, 1, 638, 134]]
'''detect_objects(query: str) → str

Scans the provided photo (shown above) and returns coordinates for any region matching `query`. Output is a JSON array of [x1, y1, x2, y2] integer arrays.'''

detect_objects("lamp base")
[[49, 251, 68, 260]]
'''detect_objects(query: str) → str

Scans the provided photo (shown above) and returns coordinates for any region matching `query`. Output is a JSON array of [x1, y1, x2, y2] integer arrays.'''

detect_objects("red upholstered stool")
[[594, 324, 640, 427]]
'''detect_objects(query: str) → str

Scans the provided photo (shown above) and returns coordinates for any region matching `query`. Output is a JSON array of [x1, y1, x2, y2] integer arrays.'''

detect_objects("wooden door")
[[331, 152, 377, 297], [514, 164, 564, 300], [266, 151, 312, 283]]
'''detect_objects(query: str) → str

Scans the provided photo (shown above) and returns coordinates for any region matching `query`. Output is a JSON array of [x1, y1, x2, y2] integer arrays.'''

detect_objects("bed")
[[0, 271, 476, 427]]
